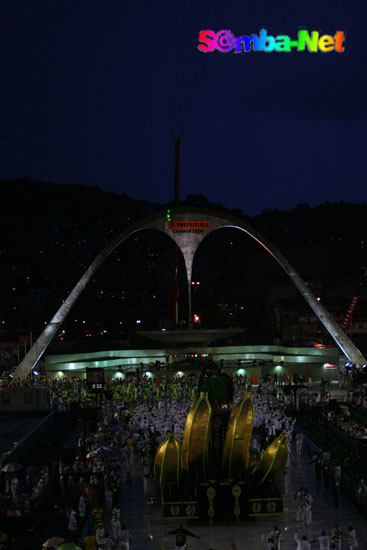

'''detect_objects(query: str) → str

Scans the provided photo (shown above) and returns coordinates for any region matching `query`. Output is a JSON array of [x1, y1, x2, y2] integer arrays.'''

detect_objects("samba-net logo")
[[198, 29, 346, 53]]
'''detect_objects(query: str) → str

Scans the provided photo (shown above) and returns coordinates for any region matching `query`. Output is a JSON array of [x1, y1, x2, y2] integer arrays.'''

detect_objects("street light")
[[193, 314, 201, 328]]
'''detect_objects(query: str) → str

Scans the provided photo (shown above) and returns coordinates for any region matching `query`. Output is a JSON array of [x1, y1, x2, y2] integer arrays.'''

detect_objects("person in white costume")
[[303, 489, 313, 526], [294, 530, 311, 550]]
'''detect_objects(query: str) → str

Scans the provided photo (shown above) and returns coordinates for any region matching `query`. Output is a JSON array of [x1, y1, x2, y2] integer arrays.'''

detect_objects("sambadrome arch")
[[14, 207, 367, 380]]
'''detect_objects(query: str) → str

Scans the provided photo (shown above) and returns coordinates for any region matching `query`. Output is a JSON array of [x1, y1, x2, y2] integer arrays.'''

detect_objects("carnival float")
[[153, 367, 289, 522]]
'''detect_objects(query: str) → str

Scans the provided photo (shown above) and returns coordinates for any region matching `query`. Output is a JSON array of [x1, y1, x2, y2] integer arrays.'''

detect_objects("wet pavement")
[[115, 379, 367, 550], [116, 437, 367, 550]]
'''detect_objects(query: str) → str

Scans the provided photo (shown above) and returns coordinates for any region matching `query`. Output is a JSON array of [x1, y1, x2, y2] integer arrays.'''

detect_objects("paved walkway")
[[117, 439, 367, 550]]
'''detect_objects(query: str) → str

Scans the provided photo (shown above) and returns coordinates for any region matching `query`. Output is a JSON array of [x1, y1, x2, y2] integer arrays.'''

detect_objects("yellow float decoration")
[[181, 392, 212, 480], [252, 433, 289, 485], [223, 391, 254, 479], [154, 432, 181, 489]]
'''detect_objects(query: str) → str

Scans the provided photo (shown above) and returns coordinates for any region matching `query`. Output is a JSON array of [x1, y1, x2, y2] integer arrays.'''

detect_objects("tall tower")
[[168, 137, 182, 328]]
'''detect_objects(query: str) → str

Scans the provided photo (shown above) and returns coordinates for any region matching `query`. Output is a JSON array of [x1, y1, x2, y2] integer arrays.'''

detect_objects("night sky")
[[1, 1, 366, 215]]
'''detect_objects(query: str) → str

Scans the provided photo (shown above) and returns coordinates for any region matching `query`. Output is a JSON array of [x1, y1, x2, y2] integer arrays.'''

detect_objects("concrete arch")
[[14, 207, 366, 379], [14, 219, 177, 380]]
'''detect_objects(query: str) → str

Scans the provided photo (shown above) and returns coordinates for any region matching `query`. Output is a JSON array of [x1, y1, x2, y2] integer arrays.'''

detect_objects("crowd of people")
[[339, 364, 367, 391], [0, 407, 134, 549], [1, 365, 366, 549], [329, 410, 367, 441]]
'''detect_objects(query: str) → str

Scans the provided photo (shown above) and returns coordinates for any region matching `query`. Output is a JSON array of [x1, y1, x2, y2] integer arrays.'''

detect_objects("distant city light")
[[136, 320, 141, 324]]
